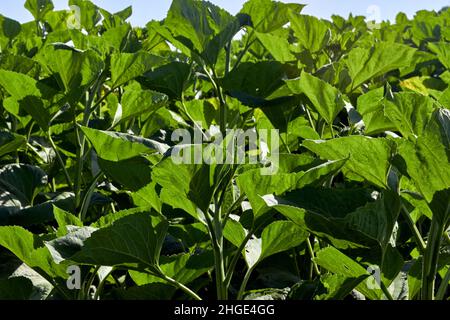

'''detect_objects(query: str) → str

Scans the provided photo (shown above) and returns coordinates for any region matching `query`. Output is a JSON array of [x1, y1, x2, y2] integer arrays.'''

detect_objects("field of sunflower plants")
[[0, 0, 449, 301]]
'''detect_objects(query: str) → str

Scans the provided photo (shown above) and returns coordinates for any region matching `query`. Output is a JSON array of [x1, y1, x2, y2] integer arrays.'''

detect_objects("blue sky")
[[1, 0, 449, 26]]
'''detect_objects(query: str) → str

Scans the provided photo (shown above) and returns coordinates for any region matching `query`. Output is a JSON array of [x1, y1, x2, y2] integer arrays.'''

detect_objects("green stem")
[[158, 271, 202, 300], [79, 171, 103, 221], [436, 267, 450, 300], [93, 268, 114, 300], [401, 204, 426, 254], [47, 131, 73, 189], [224, 228, 255, 289], [306, 236, 321, 277], [422, 219, 445, 300], [237, 266, 254, 300], [380, 281, 394, 300]]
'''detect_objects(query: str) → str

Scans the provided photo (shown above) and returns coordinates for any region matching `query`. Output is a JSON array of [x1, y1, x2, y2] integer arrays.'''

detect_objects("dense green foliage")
[[0, 0, 449, 300]]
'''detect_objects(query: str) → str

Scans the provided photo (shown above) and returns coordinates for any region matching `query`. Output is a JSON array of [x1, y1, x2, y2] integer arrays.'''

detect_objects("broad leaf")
[[286, 72, 345, 125], [303, 137, 394, 189]]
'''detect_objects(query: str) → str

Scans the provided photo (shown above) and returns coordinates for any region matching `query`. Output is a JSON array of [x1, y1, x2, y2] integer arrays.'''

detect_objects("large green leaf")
[[36, 45, 104, 94], [263, 187, 394, 250], [398, 109, 450, 202], [0, 15, 21, 47], [428, 42, 450, 69], [255, 30, 296, 63], [221, 61, 287, 106], [314, 247, 381, 300], [237, 157, 346, 217], [357, 87, 395, 135], [286, 72, 345, 125], [346, 42, 417, 91], [24, 0, 54, 21], [0, 164, 47, 207], [110, 52, 162, 88], [119, 84, 168, 125], [289, 13, 331, 53], [68, 0, 101, 32], [81, 126, 168, 162], [129, 250, 213, 286], [244, 221, 308, 268], [0, 277, 33, 300], [152, 151, 225, 217], [0, 131, 26, 158], [384, 92, 436, 138], [0, 226, 67, 279], [141, 61, 191, 99], [303, 137, 394, 189], [240, 0, 304, 33], [164, 0, 246, 65], [69, 212, 168, 272]]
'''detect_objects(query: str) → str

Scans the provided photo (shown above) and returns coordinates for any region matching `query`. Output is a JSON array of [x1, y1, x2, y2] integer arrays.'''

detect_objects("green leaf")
[[264, 187, 390, 250], [129, 250, 213, 286], [0, 277, 33, 300], [357, 87, 395, 135], [255, 30, 296, 63], [314, 247, 380, 300], [384, 92, 436, 138], [111, 52, 162, 88], [346, 42, 417, 91], [141, 61, 191, 99], [152, 152, 224, 217], [244, 221, 308, 268], [237, 158, 346, 217], [0, 131, 26, 158], [164, 0, 245, 65], [398, 109, 450, 202], [120, 84, 168, 124], [286, 72, 345, 125], [53, 205, 82, 236], [428, 42, 450, 69], [316, 274, 369, 300], [81, 126, 168, 162], [24, 0, 54, 21], [289, 14, 331, 53], [45, 226, 97, 264], [0, 15, 21, 45], [223, 218, 247, 248], [98, 157, 153, 191], [36, 45, 104, 94], [0, 164, 47, 207], [303, 137, 394, 189], [221, 61, 286, 107], [240, 0, 304, 33], [70, 212, 168, 271], [0, 226, 67, 279], [68, 0, 101, 32]]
